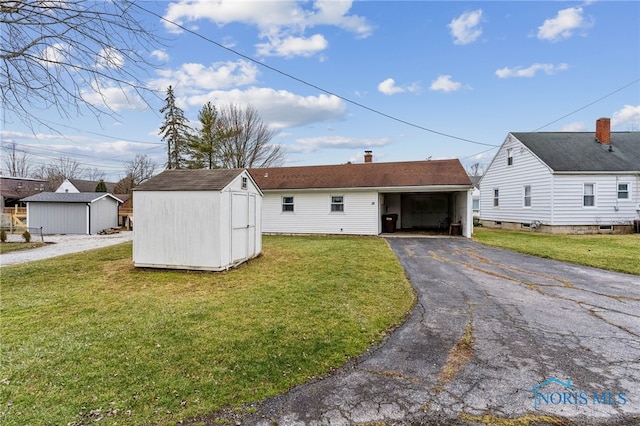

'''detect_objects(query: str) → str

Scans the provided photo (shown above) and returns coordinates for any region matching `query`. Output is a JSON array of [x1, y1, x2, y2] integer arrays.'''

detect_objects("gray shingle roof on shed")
[[21, 192, 122, 203], [512, 132, 640, 172], [133, 169, 246, 191]]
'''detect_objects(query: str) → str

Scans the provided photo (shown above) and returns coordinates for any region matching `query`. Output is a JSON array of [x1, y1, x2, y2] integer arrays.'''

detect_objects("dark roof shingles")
[[21, 192, 120, 203], [512, 132, 640, 172], [134, 169, 245, 191]]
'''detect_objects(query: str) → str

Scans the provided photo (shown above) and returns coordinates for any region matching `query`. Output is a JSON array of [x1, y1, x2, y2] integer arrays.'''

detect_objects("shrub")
[[22, 230, 31, 243], [0, 229, 6, 243]]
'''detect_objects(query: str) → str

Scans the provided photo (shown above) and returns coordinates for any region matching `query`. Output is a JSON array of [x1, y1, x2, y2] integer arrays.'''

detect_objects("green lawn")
[[473, 227, 640, 275], [0, 236, 415, 425]]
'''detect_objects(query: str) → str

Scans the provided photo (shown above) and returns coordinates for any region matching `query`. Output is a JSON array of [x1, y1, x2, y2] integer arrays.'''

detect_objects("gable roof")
[[250, 159, 472, 190], [68, 179, 118, 192], [133, 169, 247, 191], [512, 132, 640, 172], [21, 192, 123, 203]]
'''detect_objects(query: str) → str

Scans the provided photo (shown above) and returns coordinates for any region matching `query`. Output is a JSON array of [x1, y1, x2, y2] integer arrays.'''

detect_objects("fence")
[[1, 206, 27, 233], [0, 225, 44, 243]]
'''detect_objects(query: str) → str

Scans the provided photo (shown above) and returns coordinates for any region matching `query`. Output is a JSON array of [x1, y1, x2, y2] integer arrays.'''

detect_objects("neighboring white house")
[[480, 118, 640, 233], [250, 152, 474, 237], [56, 178, 117, 193], [133, 169, 262, 271], [21, 192, 122, 234]]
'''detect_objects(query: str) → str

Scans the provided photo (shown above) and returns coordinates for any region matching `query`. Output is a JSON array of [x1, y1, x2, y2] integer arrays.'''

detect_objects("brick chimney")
[[364, 150, 373, 163], [595, 117, 611, 145]]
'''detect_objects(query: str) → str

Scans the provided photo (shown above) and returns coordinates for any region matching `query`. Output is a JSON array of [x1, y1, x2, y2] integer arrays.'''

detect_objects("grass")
[[0, 235, 415, 426], [0, 241, 46, 254], [473, 228, 640, 275]]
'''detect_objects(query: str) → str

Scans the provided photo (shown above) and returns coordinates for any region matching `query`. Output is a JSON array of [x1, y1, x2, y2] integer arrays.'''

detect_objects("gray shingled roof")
[[133, 169, 246, 191], [512, 132, 640, 172], [21, 192, 122, 203]]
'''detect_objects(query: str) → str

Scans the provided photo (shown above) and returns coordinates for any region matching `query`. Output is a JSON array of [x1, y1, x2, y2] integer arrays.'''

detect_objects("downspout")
[[86, 202, 91, 235]]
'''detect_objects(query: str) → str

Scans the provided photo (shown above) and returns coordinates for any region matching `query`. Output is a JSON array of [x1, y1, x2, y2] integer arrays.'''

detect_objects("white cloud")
[[256, 34, 329, 58], [560, 121, 586, 132], [448, 9, 483, 45], [162, 0, 372, 57], [152, 60, 259, 94], [290, 135, 391, 153], [40, 42, 69, 67], [537, 6, 593, 42], [429, 75, 462, 92], [96, 47, 124, 69], [185, 87, 347, 129], [495, 63, 569, 78], [81, 82, 146, 112], [151, 49, 170, 62], [377, 78, 421, 95], [612, 105, 640, 128]]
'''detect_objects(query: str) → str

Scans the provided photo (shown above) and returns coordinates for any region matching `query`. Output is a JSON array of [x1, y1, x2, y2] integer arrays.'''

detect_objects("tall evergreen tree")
[[186, 102, 223, 169], [95, 179, 108, 192], [159, 86, 190, 169]]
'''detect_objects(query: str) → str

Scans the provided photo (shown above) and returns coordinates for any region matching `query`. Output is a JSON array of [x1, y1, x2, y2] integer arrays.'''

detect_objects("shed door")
[[231, 192, 249, 263]]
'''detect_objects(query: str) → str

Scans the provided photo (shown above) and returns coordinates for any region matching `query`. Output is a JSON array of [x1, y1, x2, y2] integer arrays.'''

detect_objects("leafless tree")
[[1, 1, 164, 130], [114, 154, 158, 193], [84, 167, 106, 181], [217, 103, 285, 169], [1, 142, 31, 177], [31, 156, 85, 189]]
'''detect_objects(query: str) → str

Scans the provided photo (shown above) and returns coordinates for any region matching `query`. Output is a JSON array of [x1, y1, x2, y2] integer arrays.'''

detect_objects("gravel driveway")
[[197, 237, 640, 425], [0, 231, 133, 267]]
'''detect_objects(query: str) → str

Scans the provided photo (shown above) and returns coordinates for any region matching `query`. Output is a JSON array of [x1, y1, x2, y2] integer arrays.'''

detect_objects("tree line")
[[159, 86, 285, 170]]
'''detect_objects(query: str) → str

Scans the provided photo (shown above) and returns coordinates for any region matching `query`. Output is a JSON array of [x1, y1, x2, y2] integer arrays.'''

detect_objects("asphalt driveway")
[[195, 237, 640, 425]]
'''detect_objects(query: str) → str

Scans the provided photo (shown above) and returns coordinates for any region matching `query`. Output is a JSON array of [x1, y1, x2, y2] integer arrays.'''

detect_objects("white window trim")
[[507, 148, 513, 166], [523, 185, 531, 208], [583, 183, 596, 208], [617, 182, 630, 200], [330, 195, 345, 213], [282, 196, 294, 213], [493, 189, 499, 208]]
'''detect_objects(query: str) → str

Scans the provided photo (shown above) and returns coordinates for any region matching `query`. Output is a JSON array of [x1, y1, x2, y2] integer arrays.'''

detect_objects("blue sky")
[[2, 1, 639, 181]]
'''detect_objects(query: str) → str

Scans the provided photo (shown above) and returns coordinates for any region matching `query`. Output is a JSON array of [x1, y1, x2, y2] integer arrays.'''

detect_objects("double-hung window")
[[330, 196, 344, 212], [493, 189, 499, 207], [617, 183, 629, 199], [523, 185, 531, 207], [282, 196, 294, 212], [583, 184, 595, 207], [507, 148, 513, 166]]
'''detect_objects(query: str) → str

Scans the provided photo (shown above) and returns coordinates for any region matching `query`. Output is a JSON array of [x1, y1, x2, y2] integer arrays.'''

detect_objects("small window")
[[583, 183, 595, 207], [493, 189, 499, 207], [472, 199, 479, 210], [507, 148, 513, 166], [331, 196, 344, 212], [282, 196, 294, 212], [524, 185, 531, 207], [618, 183, 629, 199], [241, 176, 248, 189]]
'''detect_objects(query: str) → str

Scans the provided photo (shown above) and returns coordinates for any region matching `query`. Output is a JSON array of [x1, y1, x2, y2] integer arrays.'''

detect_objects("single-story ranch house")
[[480, 118, 640, 233], [250, 152, 474, 237]]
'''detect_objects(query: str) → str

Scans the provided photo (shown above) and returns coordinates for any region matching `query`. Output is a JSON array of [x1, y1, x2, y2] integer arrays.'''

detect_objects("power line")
[[132, 3, 499, 148]]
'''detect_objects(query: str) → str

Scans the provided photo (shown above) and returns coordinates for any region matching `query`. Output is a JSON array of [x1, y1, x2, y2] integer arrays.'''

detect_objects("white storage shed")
[[21, 192, 122, 235], [133, 169, 262, 271]]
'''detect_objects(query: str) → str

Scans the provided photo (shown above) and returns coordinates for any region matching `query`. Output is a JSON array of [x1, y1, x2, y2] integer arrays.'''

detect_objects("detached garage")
[[133, 169, 262, 271], [21, 192, 122, 235]]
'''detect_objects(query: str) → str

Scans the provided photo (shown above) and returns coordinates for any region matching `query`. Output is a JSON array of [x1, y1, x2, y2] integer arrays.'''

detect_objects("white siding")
[[262, 190, 379, 235], [551, 174, 639, 225], [480, 134, 553, 224], [27, 202, 87, 234], [55, 179, 80, 193], [89, 197, 119, 234]]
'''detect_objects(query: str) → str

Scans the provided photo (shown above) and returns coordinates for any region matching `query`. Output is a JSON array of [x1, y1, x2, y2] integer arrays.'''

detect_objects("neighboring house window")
[[472, 199, 480, 211], [241, 176, 248, 189], [523, 185, 531, 207], [331, 196, 344, 212], [583, 183, 595, 207], [617, 183, 629, 199], [282, 196, 294, 212], [493, 189, 499, 207], [507, 148, 513, 166]]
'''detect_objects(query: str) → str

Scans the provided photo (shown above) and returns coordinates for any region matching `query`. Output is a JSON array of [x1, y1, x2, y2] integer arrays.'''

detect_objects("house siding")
[[480, 134, 553, 225], [262, 190, 379, 235], [27, 202, 87, 234], [551, 174, 638, 225], [89, 196, 119, 234]]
